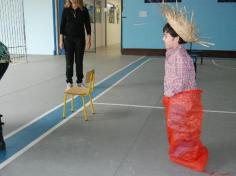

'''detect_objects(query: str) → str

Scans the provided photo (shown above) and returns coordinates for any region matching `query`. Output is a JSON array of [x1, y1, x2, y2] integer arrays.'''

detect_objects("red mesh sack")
[[163, 89, 208, 172]]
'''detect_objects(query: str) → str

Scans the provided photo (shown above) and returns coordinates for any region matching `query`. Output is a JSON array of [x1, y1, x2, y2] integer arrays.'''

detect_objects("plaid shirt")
[[164, 45, 196, 97], [0, 41, 10, 63]]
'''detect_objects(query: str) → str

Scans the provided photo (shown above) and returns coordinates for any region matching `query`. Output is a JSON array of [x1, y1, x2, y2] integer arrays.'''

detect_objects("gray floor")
[[0, 45, 235, 175]]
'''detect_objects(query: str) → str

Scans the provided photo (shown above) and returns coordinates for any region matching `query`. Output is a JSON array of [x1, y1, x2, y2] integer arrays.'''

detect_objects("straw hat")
[[161, 3, 214, 47]]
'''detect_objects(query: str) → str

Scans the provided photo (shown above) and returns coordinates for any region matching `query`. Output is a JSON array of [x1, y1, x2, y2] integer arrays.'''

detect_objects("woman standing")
[[60, 0, 91, 89]]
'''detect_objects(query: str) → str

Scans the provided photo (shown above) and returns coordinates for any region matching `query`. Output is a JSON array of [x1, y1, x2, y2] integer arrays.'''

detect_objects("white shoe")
[[77, 82, 87, 88], [65, 83, 73, 90]]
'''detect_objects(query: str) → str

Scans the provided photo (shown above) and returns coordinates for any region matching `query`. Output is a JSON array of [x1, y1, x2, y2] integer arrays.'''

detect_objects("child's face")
[[162, 32, 179, 50]]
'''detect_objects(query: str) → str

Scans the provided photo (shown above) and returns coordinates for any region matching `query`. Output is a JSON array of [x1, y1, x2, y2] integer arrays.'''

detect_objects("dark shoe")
[[0, 140, 6, 150], [0, 114, 6, 150]]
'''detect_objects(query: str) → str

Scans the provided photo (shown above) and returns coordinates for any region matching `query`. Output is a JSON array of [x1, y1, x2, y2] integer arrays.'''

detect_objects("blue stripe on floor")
[[0, 56, 148, 164]]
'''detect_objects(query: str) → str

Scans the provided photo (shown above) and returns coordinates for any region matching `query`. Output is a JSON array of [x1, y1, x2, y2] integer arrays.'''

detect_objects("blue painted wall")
[[122, 0, 236, 51]]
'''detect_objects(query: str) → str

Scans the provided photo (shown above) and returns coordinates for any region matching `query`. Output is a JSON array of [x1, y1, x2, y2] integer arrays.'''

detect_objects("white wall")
[[24, 0, 54, 55], [96, 23, 105, 47]]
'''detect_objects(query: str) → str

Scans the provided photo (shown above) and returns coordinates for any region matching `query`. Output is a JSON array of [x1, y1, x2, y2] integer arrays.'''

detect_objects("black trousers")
[[0, 63, 8, 150], [0, 62, 9, 80], [64, 36, 85, 84]]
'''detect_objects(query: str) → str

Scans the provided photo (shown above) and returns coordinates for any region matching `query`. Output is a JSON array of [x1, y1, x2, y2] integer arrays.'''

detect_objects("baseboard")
[[121, 48, 236, 58]]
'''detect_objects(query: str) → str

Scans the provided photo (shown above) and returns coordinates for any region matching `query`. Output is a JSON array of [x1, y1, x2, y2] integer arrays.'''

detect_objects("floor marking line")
[[94, 102, 236, 114], [92, 58, 151, 101], [0, 107, 83, 169], [212, 59, 236, 70], [5, 56, 146, 139], [94, 102, 164, 109], [0, 56, 149, 169]]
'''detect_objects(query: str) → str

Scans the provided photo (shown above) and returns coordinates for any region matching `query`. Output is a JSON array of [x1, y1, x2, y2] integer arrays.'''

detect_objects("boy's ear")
[[174, 36, 180, 43]]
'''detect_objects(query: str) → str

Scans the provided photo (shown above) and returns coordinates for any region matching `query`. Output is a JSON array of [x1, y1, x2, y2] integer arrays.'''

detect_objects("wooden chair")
[[63, 69, 95, 121]]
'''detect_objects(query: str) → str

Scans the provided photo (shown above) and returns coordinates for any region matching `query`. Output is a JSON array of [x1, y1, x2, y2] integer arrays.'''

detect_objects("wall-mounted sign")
[[218, 0, 236, 2], [145, 0, 181, 3]]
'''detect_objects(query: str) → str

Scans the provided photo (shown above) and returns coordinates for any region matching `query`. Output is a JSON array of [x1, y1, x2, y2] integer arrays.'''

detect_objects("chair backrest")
[[85, 69, 95, 93]]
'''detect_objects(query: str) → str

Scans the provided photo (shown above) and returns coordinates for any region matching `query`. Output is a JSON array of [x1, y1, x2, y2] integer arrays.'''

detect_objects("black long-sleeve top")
[[60, 7, 91, 38]]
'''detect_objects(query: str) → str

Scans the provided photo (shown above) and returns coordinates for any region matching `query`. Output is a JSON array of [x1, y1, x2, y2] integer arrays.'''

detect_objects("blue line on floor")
[[0, 56, 148, 165]]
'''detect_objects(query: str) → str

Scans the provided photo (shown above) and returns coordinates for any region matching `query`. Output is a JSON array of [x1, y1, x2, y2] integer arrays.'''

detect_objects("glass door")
[[83, 0, 96, 52]]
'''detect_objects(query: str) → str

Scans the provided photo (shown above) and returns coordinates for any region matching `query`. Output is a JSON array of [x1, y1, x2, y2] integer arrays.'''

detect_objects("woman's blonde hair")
[[64, 0, 84, 10]]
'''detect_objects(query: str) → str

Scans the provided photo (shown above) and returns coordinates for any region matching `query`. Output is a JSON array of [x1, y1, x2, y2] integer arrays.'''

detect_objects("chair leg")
[[71, 95, 74, 112], [81, 96, 88, 121], [63, 94, 67, 118], [89, 94, 95, 114]]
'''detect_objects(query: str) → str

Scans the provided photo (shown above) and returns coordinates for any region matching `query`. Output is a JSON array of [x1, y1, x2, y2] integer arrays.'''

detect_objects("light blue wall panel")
[[122, 0, 236, 51]]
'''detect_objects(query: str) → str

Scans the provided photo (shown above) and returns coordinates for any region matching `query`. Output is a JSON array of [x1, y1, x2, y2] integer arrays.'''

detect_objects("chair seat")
[[62, 69, 95, 121], [64, 87, 88, 95]]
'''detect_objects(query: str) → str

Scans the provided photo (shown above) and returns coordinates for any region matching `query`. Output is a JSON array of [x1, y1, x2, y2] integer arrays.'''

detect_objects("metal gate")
[[0, 0, 27, 63]]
